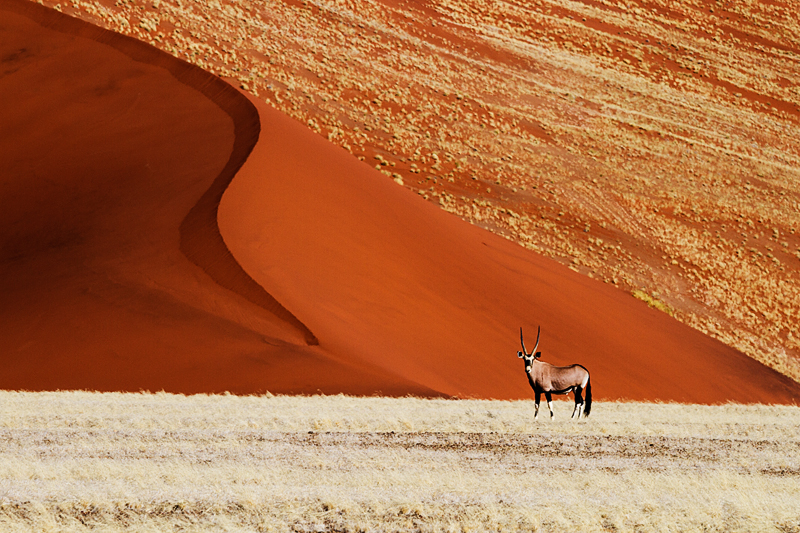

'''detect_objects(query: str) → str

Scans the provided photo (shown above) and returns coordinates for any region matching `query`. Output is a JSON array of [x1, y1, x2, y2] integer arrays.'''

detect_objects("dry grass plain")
[[36, 0, 800, 383], [1, 391, 799, 532]]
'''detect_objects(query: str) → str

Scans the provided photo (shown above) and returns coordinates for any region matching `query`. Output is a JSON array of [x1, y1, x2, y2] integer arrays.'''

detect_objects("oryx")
[[517, 326, 592, 419]]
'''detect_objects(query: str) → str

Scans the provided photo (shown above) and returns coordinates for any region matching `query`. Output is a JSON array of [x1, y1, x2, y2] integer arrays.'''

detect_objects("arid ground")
[[1, 392, 799, 532], [28, 0, 800, 381]]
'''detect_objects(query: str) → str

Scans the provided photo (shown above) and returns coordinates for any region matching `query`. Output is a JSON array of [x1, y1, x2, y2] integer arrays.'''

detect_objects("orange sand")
[[2, 0, 798, 402]]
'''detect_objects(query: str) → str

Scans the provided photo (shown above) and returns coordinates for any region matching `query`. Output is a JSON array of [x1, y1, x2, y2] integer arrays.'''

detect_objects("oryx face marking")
[[517, 326, 592, 420], [517, 351, 532, 374]]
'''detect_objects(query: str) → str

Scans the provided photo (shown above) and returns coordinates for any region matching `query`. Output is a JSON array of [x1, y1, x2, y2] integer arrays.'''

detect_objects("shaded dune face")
[[0, 0, 432, 396], [2, 0, 799, 402]]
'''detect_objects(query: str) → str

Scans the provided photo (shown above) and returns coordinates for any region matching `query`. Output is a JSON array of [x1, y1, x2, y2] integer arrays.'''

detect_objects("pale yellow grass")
[[1, 391, 799, 532]]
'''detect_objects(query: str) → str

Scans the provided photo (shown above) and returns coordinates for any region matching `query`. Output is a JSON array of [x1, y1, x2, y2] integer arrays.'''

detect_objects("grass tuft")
[[632, 289, 674, 316]]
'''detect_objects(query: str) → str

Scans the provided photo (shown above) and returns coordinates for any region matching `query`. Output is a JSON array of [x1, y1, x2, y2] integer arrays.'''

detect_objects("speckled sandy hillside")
[[45, 0, 800, 382]]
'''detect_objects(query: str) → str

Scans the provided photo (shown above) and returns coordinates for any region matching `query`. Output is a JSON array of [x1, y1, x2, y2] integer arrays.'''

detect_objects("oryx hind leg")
[[571, 388, 584, 419], [545, 391, 554, 419]]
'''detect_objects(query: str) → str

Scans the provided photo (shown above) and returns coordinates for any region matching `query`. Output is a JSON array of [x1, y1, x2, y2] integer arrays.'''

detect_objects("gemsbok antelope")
[[517, 326, 592, 419]]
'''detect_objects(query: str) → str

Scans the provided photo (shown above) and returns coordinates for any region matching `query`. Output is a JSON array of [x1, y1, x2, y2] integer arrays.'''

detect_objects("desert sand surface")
[[1, 0, 799, 402]]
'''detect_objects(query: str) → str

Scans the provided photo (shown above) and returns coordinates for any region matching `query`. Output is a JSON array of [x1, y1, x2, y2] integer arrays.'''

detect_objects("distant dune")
[[2, 0, 799, 402]]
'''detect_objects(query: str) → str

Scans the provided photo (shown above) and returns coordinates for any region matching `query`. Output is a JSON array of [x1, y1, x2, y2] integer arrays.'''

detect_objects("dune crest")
[[175, 76, 318, 347]]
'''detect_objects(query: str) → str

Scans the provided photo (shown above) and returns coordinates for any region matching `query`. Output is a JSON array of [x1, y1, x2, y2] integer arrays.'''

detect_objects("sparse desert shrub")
[[632, 289, 673, 316]]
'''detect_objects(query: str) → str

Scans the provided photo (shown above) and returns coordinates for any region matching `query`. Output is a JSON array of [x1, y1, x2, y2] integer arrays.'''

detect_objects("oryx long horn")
[[520, 326, 541, 356]]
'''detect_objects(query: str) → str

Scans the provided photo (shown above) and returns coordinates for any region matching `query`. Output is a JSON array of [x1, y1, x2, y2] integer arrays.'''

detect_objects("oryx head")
[[517, 326, 542, 373]]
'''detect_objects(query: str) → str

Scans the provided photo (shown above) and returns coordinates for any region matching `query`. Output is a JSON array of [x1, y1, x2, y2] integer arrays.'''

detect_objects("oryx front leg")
[[534, 391, 541, 420], [545, 391, 554, 419]]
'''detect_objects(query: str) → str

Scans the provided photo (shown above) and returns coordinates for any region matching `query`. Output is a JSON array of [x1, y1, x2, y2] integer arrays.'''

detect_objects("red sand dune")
[[2, 0, 799, 403]]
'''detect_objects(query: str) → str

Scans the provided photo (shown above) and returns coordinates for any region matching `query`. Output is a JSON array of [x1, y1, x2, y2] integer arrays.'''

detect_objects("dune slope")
[[51, 0, 800, 383], [2, 0, 799, 402], [219, 93, 800, 403]]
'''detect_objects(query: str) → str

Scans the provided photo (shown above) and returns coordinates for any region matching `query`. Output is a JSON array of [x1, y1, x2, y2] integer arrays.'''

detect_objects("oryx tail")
[[584, 377, 592, 417]]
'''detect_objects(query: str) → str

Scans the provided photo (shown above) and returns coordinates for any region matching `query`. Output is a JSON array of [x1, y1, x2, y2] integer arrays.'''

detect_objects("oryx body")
[[517, 326, 592, 419]]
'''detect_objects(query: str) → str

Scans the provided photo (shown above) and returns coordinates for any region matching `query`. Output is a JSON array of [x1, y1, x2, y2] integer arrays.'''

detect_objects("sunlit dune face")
[[51, 0, 799, 380]]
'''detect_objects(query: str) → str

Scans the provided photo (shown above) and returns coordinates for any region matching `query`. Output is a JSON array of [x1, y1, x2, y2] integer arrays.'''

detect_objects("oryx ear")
[[535, 351, 542, 360], [517, 351, 524, 358]]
